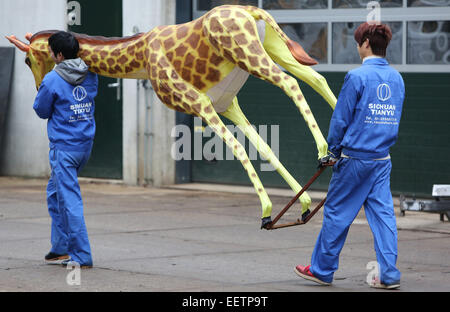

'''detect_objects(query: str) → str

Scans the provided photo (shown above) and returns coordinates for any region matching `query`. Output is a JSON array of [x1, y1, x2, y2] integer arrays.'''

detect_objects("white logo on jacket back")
[[72, 86, 87, 101], [376, 83, 391, 101]]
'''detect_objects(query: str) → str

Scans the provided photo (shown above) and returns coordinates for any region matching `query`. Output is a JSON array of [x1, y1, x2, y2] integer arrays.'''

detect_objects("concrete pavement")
[[0, 176, 449, 292]]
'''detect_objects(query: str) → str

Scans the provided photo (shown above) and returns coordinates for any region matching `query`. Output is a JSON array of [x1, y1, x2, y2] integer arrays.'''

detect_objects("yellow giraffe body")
[[7, 5, 337, 224]]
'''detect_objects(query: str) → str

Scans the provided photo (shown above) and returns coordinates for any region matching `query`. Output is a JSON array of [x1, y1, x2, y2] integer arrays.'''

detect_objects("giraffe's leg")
[[197, 97, 274, 225], [221, 97, 312, 215], [262, 23, 337, 110], [205, 12, 328, 159]]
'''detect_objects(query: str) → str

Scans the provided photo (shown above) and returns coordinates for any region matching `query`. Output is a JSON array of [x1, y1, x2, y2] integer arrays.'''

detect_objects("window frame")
[[192, 0, 450, 72]]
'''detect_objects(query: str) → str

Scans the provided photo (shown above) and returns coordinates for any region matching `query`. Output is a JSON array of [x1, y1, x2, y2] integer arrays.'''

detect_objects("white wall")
[[0, 0, 67, 177], [122, 0, 176, 186], [0, 0, 177, 186]]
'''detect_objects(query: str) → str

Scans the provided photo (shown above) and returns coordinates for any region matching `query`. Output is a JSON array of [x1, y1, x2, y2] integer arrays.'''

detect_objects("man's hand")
[[317, 154, 338, 168]]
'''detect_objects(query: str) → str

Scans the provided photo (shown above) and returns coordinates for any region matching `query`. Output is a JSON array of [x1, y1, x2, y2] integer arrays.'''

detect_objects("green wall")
[[191, 72, 450, 198]]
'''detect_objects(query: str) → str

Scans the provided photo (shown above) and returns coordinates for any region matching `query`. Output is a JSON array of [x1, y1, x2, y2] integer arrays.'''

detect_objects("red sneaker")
[[294, 265, 331, 286]]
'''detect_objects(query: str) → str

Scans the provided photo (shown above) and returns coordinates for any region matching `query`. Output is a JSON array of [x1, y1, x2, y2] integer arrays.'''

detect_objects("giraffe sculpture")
[[6, 5, 337, 229]]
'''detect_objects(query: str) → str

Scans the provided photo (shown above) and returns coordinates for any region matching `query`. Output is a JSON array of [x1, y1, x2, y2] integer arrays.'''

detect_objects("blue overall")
[[310, 58, 405, 285], [34, 66, 98, 266]]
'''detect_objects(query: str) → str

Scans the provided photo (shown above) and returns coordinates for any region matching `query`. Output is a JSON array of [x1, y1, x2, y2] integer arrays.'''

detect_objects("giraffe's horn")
[[25, 33, 34, 41], [286, 39, 318, 66], [5, 35, 30, 52]]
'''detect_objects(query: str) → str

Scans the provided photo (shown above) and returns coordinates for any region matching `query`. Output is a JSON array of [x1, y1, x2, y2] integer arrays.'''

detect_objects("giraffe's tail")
[[244, 6, 318, 66]]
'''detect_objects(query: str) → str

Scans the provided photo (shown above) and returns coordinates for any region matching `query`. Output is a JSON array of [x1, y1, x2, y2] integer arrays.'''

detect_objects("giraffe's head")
[[6, 31, 56, 90]]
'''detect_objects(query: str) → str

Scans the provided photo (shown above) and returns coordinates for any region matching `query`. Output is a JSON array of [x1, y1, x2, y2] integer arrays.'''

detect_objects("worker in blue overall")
[[33, 31, 98, 268], [295, 22, 405, 289]]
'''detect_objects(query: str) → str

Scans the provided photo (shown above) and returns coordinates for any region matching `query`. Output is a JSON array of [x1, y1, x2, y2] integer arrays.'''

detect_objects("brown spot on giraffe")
[[173, 91, 183, 102], [136, 51, 144, 61], [130, 60, 141, 68], [198, 41, 210, 59], [248, 40, 263, 55], [174, 82, 187, 92], [272, 65, 282, 74], [159, 82, 171, 94], [234, 33, 248, 45], [100, 50, 108, 58], [160, 28, 173, 37], [166, 51, 174, 62], [193, 75, 206, 90], [234, 47, 246, 60], [210, 53, 224, 66], [106, 58, 115, 67], [219, 36, 232, 49], [117, 55, 128, 65], [244, 20, 256, 36], [159, 70, 169, 80], [206, 68, 221, 82], [223, 19, 240, 32], [173, 60, 182, 73], [195, 59, 207, 74], [91, 54, 99, 63], [184, 53, 195, 68], [127, 45, 136, 55], [111, 48, 121, 57], [176, 26, 189, 40], [210, 17, 223, 33], [164, 38, 175, 50], [186, 90, 199, 102], [187, 33, 200, 49], [182, 68, 191, 82], [210, 117, 220, 125], [192, 103, 202, 113], [136, 41, 145, 49], [220, 10, 231, 18], [150, 40, 161, 51], [237, 61, 248, 72], [175, 44, 188, 57], [248, 56, 259, 67]]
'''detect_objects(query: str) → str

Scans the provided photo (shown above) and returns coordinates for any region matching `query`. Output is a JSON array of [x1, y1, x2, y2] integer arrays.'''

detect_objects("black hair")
[[48, 31, 79, 59]]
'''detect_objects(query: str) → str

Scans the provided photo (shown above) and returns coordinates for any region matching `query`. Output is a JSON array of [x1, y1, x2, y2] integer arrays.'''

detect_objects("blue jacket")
[[327, 58, 405, 160], [33, 64, 98, 152]]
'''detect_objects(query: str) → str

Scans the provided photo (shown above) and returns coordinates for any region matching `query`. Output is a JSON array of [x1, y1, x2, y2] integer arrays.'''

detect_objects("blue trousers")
[[310, 157, 401, 285], [47, 148, 92, 265]]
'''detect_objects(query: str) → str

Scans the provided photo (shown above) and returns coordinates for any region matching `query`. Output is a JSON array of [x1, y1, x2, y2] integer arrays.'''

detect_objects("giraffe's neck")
[[76, 32, 151, 79]]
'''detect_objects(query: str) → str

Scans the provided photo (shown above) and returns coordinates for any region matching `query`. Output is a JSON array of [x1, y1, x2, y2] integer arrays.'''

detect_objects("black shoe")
[[301, 209, 311, 222], [61, 259, 93, 269], [45, 252, 70, 264], [261, 216, 272, 229]]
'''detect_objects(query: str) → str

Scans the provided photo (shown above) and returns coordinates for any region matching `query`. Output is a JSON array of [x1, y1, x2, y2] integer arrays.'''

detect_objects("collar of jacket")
[[362, 57, 389, 66]]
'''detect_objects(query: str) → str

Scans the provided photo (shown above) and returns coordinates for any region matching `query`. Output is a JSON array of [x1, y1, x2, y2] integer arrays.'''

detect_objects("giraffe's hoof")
[[260, 216, 272, 230], [301, 209, 311, 222]]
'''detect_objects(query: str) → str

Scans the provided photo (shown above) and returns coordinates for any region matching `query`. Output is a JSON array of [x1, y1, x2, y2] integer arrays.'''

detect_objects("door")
[[68, 0, 123, 179]]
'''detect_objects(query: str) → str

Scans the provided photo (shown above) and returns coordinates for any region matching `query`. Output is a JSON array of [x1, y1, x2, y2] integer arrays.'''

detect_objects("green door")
[[68, 0, 123, 179]]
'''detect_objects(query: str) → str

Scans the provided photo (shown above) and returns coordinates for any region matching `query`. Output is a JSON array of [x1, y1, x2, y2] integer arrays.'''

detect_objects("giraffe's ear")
[[25, 33, 34, 41], [5, 35, 30, 52]]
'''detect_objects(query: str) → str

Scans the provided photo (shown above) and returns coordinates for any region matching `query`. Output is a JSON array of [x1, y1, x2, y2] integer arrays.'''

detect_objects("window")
[[407, 21, 450, 64], [197, 0, 257, 11], [333, 21, 402, 64], [333, 0, 402, 8], [263, 0, 327, 9], [279, 23, 328, 62], [408, 0, 450, 7], [193, 0, 450, 72]]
